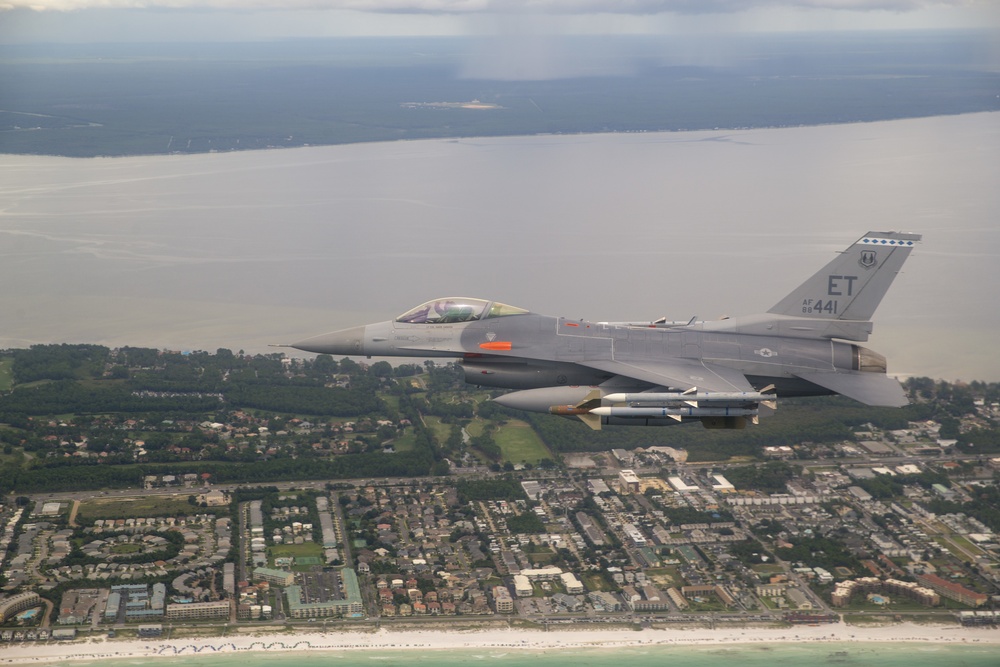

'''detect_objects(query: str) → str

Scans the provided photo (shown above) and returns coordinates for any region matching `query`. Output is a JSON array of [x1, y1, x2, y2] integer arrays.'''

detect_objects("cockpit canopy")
[[395, 298, 529, 324]]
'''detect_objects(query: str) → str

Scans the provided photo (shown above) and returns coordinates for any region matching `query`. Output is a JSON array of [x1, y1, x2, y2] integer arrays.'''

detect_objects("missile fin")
[[757, 384, 777, 411], [577, 414, 602, 431], [680, 387, 697, 407]]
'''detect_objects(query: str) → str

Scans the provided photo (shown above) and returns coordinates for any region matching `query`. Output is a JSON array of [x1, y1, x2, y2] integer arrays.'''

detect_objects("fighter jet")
[[291, 231, 920, 430]]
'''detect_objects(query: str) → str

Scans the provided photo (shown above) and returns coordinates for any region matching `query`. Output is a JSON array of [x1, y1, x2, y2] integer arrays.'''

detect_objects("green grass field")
[[0, 358, 13, 392], [465, 419, 486, 438], [495, 420, 551, 464], [269, 542, 324, 570], [77, 495, 202, 520], [582, 572, 614, 592], [111, 543, 143, 554], [423, 416, 452, 443], [387, 430, 416, 453]]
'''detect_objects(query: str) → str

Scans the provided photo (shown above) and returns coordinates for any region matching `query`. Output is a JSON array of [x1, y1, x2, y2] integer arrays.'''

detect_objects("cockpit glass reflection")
[[396, 299, 529, 324], [396, 298, 489, 324]]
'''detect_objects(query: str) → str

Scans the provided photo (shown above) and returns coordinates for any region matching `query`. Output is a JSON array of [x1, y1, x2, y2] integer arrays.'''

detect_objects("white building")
[[618, 470, 641, 493], [711, 474, 735, 491], [668, 476, 698, 492], [513, 575, 533, 597], [560, 572, 584, 594]]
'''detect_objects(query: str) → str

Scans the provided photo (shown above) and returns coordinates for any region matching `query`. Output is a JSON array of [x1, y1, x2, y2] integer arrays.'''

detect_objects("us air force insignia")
[[859, 250, 877, 269], [755, 348, 777, 358]]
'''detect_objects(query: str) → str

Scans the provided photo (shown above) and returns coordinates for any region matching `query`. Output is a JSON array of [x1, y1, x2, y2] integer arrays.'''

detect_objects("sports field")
[[495, 420, 552, 465]]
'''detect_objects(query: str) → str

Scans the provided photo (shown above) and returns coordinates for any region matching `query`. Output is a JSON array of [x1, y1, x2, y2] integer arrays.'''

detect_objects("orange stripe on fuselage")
[[479, 341, 512, 351]]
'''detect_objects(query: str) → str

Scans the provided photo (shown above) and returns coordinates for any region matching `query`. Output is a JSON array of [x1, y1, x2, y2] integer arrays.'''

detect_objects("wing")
[[580, 358, 756, 393], [795, 371, 908, 407]]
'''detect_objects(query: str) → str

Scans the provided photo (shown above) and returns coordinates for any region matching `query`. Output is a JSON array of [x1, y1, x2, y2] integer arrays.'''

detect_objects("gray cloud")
[[0, 1, 976, 14]]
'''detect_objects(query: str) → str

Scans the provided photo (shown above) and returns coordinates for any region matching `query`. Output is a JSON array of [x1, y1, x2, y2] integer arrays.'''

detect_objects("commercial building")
[[756, 583, 788, 598], [575, 512, 606, 546], [104, 591, 121, 621], [0, 592, 42, 623], [253, 567, 295, 587], [631, 585, 670, 612], [711, 474, 735, 491], [238, 604, 273, 620], [763, 446, 795, 458], [587, 479, 611, 495], [520, 566, 563, 581], [513, 575, 533, 598], [138, 625, 163, 638], [57, 589, 100, 625], [618, 470, 641, 494], [885, 579, 940, 606], [520, 481, 542, 501], [492, 586, 513, 613], [285, 569, 363, 618], [165, 601, 231, 620], [103, 584, 166, 621], [681, 585, 735, 607], [832, 577, 940, 608], [859, 440, 894, 456], [315, 497, 339, 549], [666, 587, 688, 610], [560, 572, 584, 594], [668, 476, 699, 492], [917, 573, 988, 607], [588, 591, 622, 612], [622, 523, 647, 548]]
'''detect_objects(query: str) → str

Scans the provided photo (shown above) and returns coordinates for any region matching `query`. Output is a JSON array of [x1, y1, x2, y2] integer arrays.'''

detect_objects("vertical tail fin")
[[768, 231, 921, 322]]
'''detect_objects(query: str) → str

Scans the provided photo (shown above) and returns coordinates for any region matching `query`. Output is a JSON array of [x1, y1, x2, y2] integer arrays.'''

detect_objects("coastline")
[[2, 623, 999, 664]]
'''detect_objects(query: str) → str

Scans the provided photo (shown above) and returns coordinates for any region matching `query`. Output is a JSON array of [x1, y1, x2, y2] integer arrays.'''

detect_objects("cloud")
[[0, 1, 980, 15]]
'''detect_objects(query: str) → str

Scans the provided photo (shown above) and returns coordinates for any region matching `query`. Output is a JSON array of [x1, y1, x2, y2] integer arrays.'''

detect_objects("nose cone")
[[291, 325, 367, 356]]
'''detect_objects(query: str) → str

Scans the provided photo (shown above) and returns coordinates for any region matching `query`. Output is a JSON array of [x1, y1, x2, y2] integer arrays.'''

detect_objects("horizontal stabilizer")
[[795, 371, 908, 407]]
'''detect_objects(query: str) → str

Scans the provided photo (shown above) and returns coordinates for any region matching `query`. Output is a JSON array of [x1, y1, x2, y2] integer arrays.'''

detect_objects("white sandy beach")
[[1, 623, 999, 664]]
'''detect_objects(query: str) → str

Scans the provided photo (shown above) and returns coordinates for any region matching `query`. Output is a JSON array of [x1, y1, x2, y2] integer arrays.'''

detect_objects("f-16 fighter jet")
[[291, 231, 920, 429]]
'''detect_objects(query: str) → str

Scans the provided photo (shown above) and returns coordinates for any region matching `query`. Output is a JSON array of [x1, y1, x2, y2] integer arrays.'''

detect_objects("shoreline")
[[2, 110, 997, 162], [2, 623, 999, 664]]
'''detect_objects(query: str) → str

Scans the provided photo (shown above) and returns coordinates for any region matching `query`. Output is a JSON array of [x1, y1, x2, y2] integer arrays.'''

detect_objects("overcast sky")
[[2, 1, 998, 44]]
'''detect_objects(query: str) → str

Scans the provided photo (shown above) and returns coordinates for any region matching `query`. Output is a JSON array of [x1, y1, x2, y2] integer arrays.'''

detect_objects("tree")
[[371, 361, 393, 378], [313, 354, 338, 374], [339, 357, 361, 375]]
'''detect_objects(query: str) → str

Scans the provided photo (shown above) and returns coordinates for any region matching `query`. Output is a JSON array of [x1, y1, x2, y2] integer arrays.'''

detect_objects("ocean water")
[[2, 113, 999, 380], [70, 642, 999, 667]]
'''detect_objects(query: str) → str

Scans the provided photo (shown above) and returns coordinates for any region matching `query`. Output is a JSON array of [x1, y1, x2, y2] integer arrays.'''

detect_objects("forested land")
[[0, 344, 998, 496], [2, 32, 998, 157]]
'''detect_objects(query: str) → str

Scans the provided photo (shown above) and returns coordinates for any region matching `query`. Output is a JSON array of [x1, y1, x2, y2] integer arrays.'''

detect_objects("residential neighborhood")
[[0, 346, 998, 640]]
